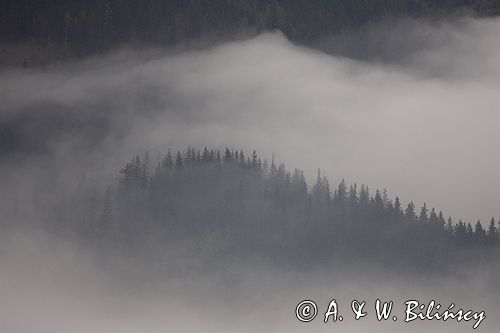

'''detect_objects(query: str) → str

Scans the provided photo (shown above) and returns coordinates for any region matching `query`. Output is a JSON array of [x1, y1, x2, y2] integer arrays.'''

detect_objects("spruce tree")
[[405, 202, 416, 221], [175, 151, 183, 169], [487, 218, 498, 245], [474, 221, 487, 245], [394, 196, 402, 215], [419, 203, 428, 223]]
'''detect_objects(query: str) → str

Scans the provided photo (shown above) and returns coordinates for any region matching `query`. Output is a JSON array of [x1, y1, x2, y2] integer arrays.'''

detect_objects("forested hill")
[[2, 0, 500, 63], [53, 148, 500, 272]]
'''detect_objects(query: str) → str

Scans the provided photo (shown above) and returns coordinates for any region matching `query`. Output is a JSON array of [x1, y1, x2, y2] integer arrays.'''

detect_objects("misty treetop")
[[52, 147, 499, 272]]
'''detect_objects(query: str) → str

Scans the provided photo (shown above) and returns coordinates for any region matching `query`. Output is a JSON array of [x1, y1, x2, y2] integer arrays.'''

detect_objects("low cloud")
[[0, 17, 499, 332], [2, 18, 499, 223]]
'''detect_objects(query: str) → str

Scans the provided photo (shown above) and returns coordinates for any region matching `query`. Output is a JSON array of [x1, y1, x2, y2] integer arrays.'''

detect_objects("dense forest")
[[2, 0, 500, 64], [50, 147, 499, 273]]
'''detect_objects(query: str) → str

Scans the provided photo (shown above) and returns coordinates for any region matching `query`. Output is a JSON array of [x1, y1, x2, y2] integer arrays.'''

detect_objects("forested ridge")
[[2, 0, 500, 64], [52, 147, 499, 272]]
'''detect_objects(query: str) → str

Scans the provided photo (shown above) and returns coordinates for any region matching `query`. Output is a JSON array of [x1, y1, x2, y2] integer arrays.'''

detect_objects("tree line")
[[51, 147, 499, 272]]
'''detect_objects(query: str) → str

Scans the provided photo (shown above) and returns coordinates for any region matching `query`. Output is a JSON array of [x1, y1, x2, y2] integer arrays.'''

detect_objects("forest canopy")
[[50, 147, 500, 273]]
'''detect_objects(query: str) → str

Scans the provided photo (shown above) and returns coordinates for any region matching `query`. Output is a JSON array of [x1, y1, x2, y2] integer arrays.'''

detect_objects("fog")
[[1, 17, 499, 332], [1, 231, 498, 332], [2, 18, 499, 223]]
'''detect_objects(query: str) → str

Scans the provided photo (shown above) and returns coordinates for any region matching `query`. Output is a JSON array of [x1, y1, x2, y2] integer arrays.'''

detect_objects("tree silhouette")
[[50, 147, 499, 271]]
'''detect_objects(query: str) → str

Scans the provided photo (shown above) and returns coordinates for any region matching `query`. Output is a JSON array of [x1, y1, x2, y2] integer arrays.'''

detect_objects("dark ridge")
[[1, 0, 500, 66]]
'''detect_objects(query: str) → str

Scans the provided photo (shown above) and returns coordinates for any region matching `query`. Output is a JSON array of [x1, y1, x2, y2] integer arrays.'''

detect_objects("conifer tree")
[[445, 217, 454, 237], [438, 211, 446, 230], [405, 202, 416, 221], [359, 184, 369, 207], [175, 151, 183, 169], [419, 203, 428, 223], [465, 223, 474, 244], [224, 147, 232, 163], [429, 208, 438, 225], [336, 179, 347, 203], [165, 149, 173, 169], [393, 196, 402, 215], [251, 150, 258, 167], [348, 184, 358, 208], [486, 218, 498, 245], [474, 221, 487, 245], [373, 189, 383, 209], [455, 220, 466, 243]]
